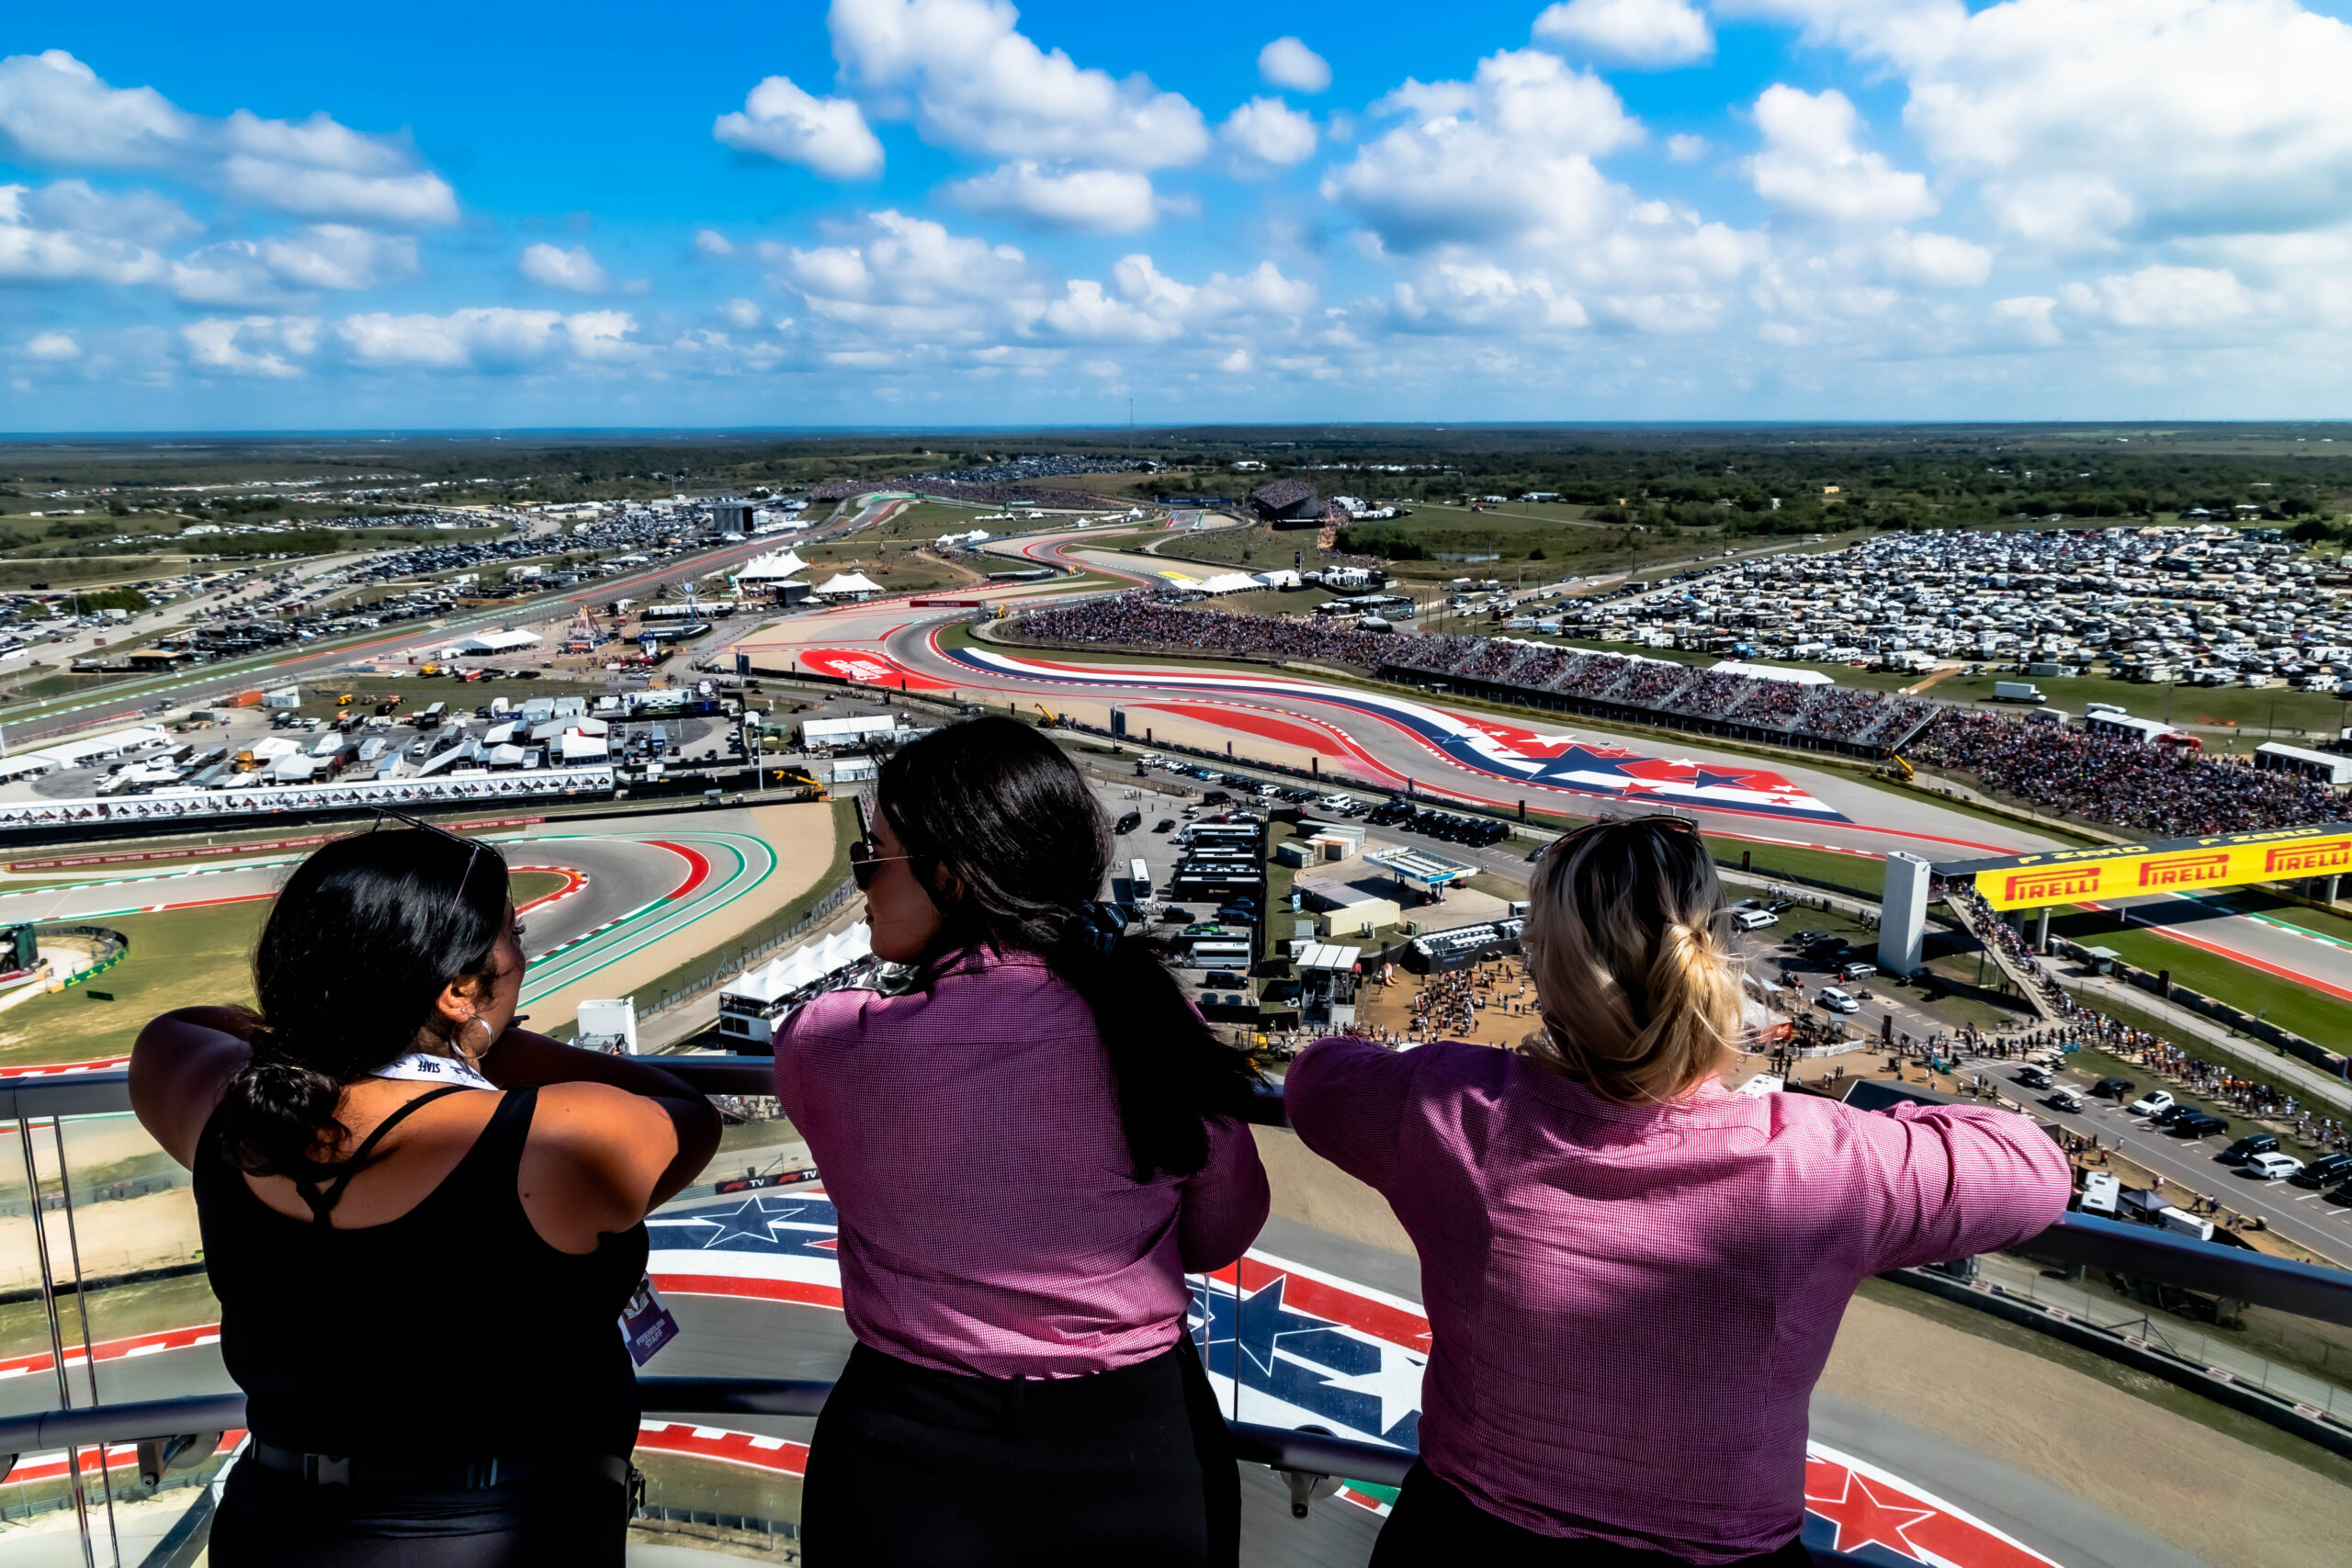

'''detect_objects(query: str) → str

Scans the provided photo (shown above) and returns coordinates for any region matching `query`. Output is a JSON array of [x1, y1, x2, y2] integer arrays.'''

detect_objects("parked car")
[[2244, 1152, 2303, 1181], [1837, 960, 1877, 982], [2153, 1103, 2191, 1126], [2127, 1090, 2176, 1117], [1152, 819, 1175, 833], [1155, 908, 1191, 924], [2290, 1153, 2352, 1189], [2090, 1077, 2136, 1100], [1815, 987, 1860, 1014], [2328, 1182, 2352, 1208], [1792, 930, 1829, 946], [1734, 909, 1780, 931], [2171, 1111, 2228, 1139], [2220, 1133, 2280, 1165]]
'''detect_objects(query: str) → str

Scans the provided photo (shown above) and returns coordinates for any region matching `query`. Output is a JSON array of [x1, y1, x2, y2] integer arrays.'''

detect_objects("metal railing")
[[4, 1057, 2348, 1558]]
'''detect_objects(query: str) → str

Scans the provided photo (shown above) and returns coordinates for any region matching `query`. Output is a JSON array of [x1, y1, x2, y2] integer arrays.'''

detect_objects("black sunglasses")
[[848, 838, 913, 891], [370, 808, 486, 902]]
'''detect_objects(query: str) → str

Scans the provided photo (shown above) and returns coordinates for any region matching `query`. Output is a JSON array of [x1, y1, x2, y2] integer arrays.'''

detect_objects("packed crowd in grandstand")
[[1020, 593, 2345, 836], [1912, 711, 2336, 835], [1018, 593, 1940, 748]]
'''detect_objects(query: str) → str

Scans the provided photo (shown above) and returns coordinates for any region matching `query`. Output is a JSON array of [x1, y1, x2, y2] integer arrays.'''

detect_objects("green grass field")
[[0, 868, 569, 1068], [1918, 671, 2346, 742], [2048, 907, 2352, 1043]]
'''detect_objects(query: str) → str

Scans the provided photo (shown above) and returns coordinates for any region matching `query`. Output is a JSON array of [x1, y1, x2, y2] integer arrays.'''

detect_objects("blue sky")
[[8, 0, 2352, 429]]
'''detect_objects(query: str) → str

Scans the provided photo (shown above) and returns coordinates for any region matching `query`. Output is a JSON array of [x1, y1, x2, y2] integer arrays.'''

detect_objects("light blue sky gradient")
[[6, 0, 2352, 428]]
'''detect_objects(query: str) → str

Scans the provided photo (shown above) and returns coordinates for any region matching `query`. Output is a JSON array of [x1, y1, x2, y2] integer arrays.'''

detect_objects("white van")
[[2076, 1170, 2120, 1217], [2155, 1206, 2216, 1243], [1734, 909, 1780, 931]]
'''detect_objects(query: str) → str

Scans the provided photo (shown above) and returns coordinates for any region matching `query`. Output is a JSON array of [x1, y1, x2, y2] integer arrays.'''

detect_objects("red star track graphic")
[[1804, 1461, 1939, 1559]]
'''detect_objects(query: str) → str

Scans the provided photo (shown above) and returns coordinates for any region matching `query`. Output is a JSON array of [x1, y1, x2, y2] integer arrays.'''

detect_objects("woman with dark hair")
[[130, 819, 722, 1567], [777, 715, 1269, 1566], [1285, 815, 2070, 1567]]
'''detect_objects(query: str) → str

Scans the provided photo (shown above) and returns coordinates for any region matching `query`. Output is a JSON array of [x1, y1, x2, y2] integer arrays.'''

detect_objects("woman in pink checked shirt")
[[775, 717, 1269, 1567], [1287, 815, 2072, 1568]]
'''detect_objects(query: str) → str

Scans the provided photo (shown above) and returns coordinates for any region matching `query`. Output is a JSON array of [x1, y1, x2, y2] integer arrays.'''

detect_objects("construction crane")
[[1032, 703, 1059, 728], [1880, 753, 1915, 784]]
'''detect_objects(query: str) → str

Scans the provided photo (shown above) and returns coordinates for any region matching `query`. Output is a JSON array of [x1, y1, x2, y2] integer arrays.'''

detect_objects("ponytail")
[[1046, 917, 1259, 1182], [1521, 817, 1745, 1104]]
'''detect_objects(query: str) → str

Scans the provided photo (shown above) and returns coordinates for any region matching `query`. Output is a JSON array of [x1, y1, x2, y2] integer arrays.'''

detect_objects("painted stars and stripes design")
[[939, 648, 1849, 823], [644, 1190, 2053, 1562]]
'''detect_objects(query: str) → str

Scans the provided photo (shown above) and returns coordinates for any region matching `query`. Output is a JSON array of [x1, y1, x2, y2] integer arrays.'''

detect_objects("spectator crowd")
[[1914, 711, 2336, 836]]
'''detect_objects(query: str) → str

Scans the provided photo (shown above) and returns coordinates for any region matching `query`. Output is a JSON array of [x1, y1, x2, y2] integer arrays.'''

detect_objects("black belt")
[[249, 1440, 632, 1491]]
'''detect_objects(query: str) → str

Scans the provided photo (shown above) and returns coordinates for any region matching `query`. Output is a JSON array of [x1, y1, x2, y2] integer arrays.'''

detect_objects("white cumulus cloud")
[[715, 75, 886, 179], [1258, 37, 1332, 94], [943, 163, 1158, 232], [1221, 98, 1317, 171], [829, 0, 1209, 169], [1533, 0, 1714, 67], [24, 332, 80, 360], [181, 314, 319, 378], [1323, 50, 1643, 249], [0, 51, 457, 225], [1746, 85, 1936, 224], [519, 243, 608, 293], [172, 225, 416, 304], [336, 307, 639, 371]]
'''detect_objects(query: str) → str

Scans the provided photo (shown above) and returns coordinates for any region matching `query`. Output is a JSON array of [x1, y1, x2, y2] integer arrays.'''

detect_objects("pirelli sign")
[[1940, 823, 2352, 911]]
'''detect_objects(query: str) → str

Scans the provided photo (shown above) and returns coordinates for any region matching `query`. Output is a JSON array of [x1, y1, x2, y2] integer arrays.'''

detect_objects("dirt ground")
[[1821, 1289, 2352, 1565], [1352, 953, 1544, 1049]]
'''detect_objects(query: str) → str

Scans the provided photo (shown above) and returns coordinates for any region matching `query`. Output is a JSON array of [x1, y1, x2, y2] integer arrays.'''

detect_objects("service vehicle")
[[2075, 1170, 2120, 1217]]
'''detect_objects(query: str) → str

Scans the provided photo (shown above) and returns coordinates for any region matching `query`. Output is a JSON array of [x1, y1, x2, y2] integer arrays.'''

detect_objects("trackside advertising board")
[[1943, 822, 2352, 911]]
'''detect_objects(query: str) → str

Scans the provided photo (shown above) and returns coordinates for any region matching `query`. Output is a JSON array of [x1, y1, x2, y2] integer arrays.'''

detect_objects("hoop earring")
[[453, 1016, 495, 1064]]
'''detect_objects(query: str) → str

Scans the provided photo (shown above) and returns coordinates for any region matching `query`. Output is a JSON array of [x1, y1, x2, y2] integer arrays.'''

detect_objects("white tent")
[[1250, 570, 1303, 589], [735, 549, 808, 581], [1707, 660, 1833, 686], [813, 571, 884, 599], [1194, 572, 1262, 595], [444, 628, 540, 656], [725, 924, 875, 1005], [560, 731, 609, 763]]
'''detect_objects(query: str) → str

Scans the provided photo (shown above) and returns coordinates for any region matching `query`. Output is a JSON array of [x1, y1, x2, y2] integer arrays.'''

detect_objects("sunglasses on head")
[[848, 838, 913, 891], [369, 807, 486, 903]]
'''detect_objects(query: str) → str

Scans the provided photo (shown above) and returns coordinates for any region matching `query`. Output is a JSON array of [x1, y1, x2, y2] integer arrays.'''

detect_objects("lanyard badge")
[[620, 1275, 680, 1367]]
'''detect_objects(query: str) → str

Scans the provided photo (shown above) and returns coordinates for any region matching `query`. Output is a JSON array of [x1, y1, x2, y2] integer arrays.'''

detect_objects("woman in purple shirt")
[[775, 717, 1270, 1566], [1287, 816, 2071, 1567]]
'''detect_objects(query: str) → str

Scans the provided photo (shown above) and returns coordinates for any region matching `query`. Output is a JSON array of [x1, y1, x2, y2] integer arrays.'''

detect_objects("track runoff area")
[[3, 521, 2324, 1568]]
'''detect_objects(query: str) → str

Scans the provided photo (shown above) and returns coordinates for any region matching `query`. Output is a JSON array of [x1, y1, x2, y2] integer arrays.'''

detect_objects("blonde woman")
[[1285, 816, 2069, 1567]]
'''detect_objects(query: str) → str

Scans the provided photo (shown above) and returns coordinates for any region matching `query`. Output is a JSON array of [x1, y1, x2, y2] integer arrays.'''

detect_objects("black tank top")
[[195, 1085, 647, 1461]]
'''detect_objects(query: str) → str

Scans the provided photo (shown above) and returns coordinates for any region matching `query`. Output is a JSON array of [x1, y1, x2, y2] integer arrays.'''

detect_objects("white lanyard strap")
[[370, 1050, 496, 1091]]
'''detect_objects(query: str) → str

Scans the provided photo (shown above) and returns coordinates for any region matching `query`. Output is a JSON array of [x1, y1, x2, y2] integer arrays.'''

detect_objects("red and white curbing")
[[0, 1322, 220, 1381]]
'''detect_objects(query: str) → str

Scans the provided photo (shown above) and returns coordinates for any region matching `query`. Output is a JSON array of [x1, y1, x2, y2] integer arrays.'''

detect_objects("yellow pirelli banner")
[[1949, 823, 2352, 911]]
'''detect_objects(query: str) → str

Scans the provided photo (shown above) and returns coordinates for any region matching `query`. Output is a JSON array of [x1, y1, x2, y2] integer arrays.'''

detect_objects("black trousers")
[[210, 1459, 628, 1567], [1372, 1461, 1818, 1568], [802, 1337, 1238, 1567]]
